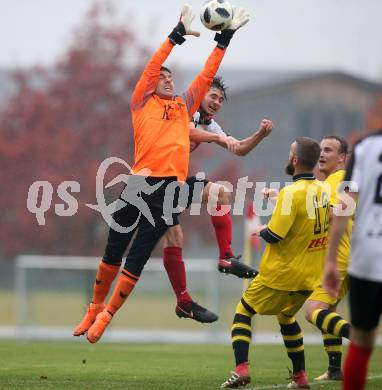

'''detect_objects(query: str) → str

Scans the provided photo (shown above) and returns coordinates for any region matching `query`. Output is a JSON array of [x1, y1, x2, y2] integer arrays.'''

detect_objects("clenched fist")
[[257, 119, 273, 138]]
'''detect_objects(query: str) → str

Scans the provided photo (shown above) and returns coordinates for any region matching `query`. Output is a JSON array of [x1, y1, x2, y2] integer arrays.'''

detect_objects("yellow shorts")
[[308, 273, 349, 306], [241, 277, 311, 317]]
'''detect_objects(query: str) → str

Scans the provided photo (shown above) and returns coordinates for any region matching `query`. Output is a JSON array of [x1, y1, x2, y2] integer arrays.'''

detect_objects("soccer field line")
[[249, 374, 382, 390], [2, 327, 381, 345]]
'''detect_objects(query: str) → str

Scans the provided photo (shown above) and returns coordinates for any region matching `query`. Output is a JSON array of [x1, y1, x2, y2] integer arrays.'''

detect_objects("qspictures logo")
[[26, 157, 358, 233]]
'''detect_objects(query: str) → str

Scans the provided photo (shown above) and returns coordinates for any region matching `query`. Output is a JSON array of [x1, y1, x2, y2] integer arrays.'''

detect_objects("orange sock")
[[106, 270, 139, 315], [92, 261, 120, 304]]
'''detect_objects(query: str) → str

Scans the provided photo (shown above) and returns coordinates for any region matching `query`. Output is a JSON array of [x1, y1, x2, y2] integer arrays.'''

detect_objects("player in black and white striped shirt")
[[323, 129, 382, 390]]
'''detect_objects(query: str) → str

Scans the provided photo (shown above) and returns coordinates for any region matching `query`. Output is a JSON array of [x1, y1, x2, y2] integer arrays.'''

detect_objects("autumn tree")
[[0, 3, 148, 257], [0, 2, 243, 259]]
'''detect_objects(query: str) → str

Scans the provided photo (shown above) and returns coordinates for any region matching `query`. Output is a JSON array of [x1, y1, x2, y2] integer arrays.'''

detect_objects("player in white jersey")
[[163, 77, 273, 323], [323, 129, 382, 390]]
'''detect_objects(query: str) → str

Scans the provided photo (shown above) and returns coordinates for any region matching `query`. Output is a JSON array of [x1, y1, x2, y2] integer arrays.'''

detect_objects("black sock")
[[278, 315, 305, 373], [232, 313, 252, 365], [323, 332, 342, 372]]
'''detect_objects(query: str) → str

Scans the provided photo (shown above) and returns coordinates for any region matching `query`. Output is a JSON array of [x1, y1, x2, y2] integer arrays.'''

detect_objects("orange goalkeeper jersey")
[[130, 38, 226, 182]]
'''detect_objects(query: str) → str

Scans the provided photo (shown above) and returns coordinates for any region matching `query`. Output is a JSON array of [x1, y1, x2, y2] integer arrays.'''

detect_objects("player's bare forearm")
[[214, 139, 228, 148], [326, 214, 350, 264], [234, 132, 266, 156], [323, 213, 349, 297], [234, 119, 273, 156], [323, 192, 358, 297], [212, 134, 259, 155], [189, 127, 220, 143], [212, 135, 239, 153]]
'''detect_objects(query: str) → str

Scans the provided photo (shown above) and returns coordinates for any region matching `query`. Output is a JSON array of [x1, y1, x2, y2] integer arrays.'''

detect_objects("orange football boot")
[[73, 303, 105, 336], [86, 310, 112, 344]]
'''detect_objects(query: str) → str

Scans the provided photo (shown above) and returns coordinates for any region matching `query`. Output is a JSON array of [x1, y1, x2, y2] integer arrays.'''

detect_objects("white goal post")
[[14, 255, 228, 343], [12, 255, 375, 345]]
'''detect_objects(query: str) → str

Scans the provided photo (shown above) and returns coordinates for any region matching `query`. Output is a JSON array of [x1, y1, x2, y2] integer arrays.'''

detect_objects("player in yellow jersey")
[[305, 136, 352, 381], [221, 138, 329, 389]]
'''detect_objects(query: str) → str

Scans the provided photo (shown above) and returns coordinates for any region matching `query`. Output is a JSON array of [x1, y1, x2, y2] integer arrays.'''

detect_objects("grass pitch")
[[0, 341, 381, 389]]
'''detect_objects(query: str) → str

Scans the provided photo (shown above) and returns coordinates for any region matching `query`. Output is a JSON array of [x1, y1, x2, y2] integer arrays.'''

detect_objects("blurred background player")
[[323, 129, 382, 390], [73, 4, 250, 343], [323, 130, 382, 390], [163, 77, 273, 323], [304, 135, 352, 381], [221, 138, 328, 389]]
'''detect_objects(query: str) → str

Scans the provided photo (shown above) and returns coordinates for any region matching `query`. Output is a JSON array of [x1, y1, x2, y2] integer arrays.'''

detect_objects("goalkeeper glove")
[[214, 7, 250, 49], [169, 4, 200, 45]]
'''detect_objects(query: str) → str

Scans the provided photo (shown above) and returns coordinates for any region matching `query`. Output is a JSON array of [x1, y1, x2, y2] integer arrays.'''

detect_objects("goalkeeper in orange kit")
[[73, 4, 250, 343]]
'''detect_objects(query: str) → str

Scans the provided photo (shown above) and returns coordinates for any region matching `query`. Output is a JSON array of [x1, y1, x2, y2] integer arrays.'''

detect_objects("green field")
[[0, 288, 359, 334], [0, 341, 381, 389]]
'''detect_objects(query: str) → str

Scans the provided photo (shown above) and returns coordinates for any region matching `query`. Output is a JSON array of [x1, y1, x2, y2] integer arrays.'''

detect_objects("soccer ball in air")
[[200, 0, 233, 31]]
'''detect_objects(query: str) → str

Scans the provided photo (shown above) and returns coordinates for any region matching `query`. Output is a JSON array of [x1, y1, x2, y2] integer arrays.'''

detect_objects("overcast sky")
[[1, 0, 381, 82]]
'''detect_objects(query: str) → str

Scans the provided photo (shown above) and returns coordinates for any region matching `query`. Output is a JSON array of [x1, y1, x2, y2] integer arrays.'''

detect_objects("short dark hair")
[[295, 137, 321, 170], [322, 135, 348, 155], [211, 76, 227, 100], [160, 66, 172, 74]]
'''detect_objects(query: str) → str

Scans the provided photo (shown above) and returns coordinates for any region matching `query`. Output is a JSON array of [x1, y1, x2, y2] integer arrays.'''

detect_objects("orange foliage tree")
[[0, 3, 242, 259], [0, 4, 148, 257]]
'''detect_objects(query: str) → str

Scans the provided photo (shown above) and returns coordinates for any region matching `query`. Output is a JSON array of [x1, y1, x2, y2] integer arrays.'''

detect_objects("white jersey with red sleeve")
[[190, 111, 227, 152]]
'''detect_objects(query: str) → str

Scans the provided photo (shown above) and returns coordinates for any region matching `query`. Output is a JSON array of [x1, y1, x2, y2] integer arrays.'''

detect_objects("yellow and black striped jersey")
[[259, 174, 330, 291]]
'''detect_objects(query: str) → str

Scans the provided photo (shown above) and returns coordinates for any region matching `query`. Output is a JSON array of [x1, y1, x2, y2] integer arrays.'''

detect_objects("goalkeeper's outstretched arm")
[[131, 4, 200, 111], [183, 6, 250, 116]]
